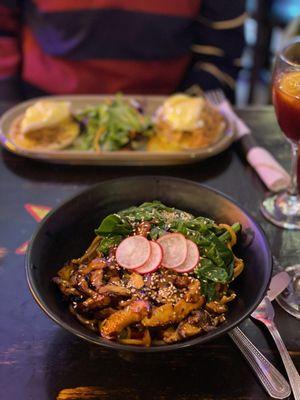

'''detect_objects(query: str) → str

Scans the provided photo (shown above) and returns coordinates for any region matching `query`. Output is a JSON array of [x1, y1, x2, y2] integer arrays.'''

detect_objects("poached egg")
[[20, 100, 72, 135], [156, 94, 205, 131]]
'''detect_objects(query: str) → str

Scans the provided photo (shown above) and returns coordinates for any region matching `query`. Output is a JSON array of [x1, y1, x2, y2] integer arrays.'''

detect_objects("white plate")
[[0, 95, 235, 166]]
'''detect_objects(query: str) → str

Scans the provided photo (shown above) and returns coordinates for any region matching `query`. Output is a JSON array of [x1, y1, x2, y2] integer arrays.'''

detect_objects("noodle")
[[233, 256, 244, 278], [72, 236, 101, 264], [219, 223, 237, 247]]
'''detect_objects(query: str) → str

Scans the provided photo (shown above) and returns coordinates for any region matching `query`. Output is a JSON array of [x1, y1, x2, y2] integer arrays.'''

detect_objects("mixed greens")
[[73, 94, 153, 151], [95, 201, 242, 301]]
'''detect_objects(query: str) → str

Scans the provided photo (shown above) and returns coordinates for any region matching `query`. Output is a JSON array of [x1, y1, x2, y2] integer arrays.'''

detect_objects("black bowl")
[[26, 176, 272, 352]]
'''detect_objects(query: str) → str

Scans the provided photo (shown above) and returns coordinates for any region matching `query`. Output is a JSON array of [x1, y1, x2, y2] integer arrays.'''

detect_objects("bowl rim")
[[25, 176, 272, 352]]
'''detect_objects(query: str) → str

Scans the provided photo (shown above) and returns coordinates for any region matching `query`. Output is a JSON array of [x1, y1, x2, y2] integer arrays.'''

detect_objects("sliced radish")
[[116, 235, 151, 270], [174, 239, 199, 273], [157, 233, 187, 269], [135, 241, 162, 274]]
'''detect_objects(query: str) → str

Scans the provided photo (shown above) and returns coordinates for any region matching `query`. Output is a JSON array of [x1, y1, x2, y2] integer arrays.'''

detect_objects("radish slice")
[[174, 239, 199, 273], [116, 236, 151, 270], [135, 241, 162, 274], [157, 233, 187, 269]]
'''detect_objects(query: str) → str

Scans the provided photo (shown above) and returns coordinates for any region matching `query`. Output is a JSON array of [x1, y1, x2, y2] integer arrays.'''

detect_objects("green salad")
[[73, 94, 153, 151]]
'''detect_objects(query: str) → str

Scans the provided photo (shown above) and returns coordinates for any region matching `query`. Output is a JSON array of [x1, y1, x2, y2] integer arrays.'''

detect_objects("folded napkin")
[[219, 101, 290, 192]]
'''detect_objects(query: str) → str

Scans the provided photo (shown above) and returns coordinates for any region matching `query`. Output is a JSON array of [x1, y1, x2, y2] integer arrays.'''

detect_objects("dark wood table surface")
[[0, 103, 299, 400]]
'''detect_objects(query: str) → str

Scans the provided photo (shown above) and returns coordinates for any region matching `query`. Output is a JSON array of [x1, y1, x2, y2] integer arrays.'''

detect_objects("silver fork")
[[204, 89, 227, 106], [251, 297, 300, 399], [204, 89, 251, 137]]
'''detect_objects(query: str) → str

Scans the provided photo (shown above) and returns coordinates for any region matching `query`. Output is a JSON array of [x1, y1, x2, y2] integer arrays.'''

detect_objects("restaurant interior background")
[[239, 0, 300, 105]]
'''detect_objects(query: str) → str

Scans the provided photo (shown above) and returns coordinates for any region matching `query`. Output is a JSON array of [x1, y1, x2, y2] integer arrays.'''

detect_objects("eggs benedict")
[[148, 94, 225, 151], [10, 100, 79, 151]]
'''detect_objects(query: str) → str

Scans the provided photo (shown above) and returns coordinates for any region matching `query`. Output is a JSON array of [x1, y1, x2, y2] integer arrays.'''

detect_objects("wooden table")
[[0, 104, 299, 400]]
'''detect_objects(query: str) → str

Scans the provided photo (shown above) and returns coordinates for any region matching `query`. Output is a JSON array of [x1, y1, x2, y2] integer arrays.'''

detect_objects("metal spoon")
[[229, 328, 291, 398], [228, 271, 291, 398]]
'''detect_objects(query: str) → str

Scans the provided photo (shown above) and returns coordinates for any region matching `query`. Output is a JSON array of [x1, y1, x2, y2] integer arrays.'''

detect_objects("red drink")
[[298, 144, 300, 188], [261, 42, 300, 230], [273, 71, 300, 142]]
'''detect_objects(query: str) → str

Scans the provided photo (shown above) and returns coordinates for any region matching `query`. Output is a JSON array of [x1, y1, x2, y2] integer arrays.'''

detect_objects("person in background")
[[0, 1, 245, 103]]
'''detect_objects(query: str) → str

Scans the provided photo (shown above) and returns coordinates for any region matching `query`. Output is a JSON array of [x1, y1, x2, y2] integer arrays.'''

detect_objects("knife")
[[267, 271, 291, 301], [229, 272, 292, 398]]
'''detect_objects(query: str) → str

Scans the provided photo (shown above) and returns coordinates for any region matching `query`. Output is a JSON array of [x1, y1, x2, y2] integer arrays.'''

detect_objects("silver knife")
[[229, 272, 291, 398], [267, 271, 291, 301]]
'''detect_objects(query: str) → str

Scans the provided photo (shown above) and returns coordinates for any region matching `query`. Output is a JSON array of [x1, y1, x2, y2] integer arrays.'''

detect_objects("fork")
[[204, 89, 251, 138], [204, 89, 290, 193], [204, 89, 226, 106], [251, 297, 300, 399]]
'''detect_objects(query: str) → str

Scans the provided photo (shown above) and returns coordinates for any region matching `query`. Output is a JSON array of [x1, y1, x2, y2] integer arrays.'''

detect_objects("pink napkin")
[[220, 102, 290, 192], [247, 147, 291, 192]]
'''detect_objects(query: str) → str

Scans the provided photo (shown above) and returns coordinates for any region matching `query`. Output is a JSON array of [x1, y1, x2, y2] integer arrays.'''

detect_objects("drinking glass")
[[261, 40, 300, 229]]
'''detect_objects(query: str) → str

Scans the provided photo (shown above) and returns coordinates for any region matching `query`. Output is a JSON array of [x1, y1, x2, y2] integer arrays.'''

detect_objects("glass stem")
[[288, 142, 299, 196]]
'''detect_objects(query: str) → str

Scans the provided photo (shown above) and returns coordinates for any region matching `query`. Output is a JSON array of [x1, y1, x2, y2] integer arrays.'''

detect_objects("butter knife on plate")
[[228, 271, 291, 399]]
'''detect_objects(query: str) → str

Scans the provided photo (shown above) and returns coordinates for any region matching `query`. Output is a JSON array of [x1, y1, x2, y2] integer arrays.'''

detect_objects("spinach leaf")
[[118, 202, 206, 232], [196, 263, 228, 284], [95, 214, 132, 236], [200, 279, 219, 302], [118, 201, 175, 223], [204, 232, 233, 268], [195, 258, 229, 301], [98, 235, 123, 255], [149, 226, 166, 240], [119, 207, 154, 222], [138, 201, 173, 212], [185, 216, 215, 230], [196, 257, 215, 270]]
